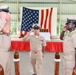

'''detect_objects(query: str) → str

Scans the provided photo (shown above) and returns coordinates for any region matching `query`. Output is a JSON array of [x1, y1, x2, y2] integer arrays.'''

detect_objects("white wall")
[[0, 0, 76, 22]]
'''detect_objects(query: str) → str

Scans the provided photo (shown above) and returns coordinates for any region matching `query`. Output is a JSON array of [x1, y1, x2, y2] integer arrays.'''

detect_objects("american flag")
[[21, 7, 53, 34]]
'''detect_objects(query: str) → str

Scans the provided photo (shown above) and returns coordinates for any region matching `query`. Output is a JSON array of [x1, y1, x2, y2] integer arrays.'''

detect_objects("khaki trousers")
[[63, 56, 75, 75], [30, 50, 43, 75], [0, 34, 11, 75], [0, 52, 10, 75]]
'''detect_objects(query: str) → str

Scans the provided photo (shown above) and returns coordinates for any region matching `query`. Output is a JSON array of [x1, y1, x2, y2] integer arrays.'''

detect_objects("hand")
[[42, 55, 44, 58], [63, 25, 67, 31], [42, 53, 44, 58], [30, 29, 34, 32]]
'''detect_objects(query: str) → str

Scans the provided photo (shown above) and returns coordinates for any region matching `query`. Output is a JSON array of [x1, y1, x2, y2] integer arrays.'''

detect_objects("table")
[[10, 40, 63, 52]]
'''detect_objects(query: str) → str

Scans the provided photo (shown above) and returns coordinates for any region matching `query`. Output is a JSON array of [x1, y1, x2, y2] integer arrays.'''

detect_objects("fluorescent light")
[[0, 0, 3, 1], [73, 0, 76, 1]]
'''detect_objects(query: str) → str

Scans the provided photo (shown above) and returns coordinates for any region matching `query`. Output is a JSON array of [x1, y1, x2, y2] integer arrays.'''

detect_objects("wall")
[[0, 0, 76, 23]]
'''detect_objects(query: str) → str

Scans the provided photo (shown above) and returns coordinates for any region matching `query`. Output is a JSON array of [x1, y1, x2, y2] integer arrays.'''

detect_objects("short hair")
[[32, 24, 40, 29]]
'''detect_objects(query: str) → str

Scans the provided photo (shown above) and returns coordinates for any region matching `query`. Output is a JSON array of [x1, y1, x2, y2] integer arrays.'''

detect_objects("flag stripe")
[[48, 8, 53, 34], [44, 9, 49, 29], [41, 10, 46, 29], [40, 10, 44, 28], [46, 8, 50, 29]]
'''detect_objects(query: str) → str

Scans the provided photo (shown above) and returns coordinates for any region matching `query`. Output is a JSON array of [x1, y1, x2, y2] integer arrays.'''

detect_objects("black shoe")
[[33, 74, 37, 75]]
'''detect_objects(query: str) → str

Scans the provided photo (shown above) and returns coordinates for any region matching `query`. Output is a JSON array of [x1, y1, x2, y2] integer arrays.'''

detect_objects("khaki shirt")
[[26, 34, 46, 51], [0, 19, 5, 31], [63, 29, 76, 60]]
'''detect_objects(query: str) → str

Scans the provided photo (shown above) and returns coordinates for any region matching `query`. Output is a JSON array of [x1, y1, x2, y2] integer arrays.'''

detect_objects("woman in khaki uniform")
[[60, 19, 76, 75], [0, 5, 11, 75], [23, 25, 46, 75]]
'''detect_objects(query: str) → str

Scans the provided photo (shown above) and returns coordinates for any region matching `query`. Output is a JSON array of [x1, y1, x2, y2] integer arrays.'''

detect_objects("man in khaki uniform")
[[0, 5, 11, 75], [23, 24, 46, 75], [60, 19, 76, 75]]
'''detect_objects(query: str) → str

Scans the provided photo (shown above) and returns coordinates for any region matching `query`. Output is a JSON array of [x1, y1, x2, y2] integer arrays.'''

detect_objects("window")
[[11, 22, 64, 38], [11, 22, 21, 37], [57, 22, 64, 36]]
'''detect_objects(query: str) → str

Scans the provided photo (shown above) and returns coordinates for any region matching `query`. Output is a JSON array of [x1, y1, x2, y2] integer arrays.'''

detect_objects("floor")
[[10, 51, 63, 75]]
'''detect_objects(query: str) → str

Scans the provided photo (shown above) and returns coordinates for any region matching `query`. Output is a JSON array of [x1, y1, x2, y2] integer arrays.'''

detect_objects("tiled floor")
[[11, 51, 63, 75]]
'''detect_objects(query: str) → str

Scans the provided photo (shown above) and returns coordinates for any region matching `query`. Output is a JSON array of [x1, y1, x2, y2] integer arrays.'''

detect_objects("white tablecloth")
[[30, 32, 51, 41]]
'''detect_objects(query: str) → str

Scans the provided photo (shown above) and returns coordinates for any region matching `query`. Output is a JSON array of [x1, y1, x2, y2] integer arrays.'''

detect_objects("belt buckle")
[[4, 33, 10, 36], [5, 33, 10, 36], [34, 52, 37, 54], [0, 31, 10, 36]]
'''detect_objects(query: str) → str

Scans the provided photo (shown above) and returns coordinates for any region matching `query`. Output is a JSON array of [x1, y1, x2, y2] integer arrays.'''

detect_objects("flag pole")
[[59, 0, 62, 35], [16, 0, 19, 35]]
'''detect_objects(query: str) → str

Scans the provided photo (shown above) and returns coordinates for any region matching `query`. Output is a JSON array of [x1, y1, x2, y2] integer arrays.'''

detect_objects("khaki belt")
[[0, 31, 10, 36]]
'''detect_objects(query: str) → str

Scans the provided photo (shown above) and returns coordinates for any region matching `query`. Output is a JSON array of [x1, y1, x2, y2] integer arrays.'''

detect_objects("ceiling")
[[0, 0, 76, 23]]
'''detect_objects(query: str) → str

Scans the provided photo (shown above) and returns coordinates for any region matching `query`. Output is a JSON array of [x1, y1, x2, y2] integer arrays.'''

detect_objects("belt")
[[34, 52, 37, 54], [31, 50, 42, 54], [0, 31, 10, 36]]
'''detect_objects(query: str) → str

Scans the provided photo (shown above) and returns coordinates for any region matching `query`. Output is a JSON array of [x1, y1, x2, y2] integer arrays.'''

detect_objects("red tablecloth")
[[10, 41, 63, 52]]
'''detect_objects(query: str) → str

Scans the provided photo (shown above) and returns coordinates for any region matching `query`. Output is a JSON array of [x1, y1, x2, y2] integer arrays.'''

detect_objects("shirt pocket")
[[39, 40, 43, 45], [64, 36, 72, 42]]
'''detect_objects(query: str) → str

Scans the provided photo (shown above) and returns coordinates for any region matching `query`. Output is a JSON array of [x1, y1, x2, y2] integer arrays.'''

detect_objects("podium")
[[30, 32, 51, 41]]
